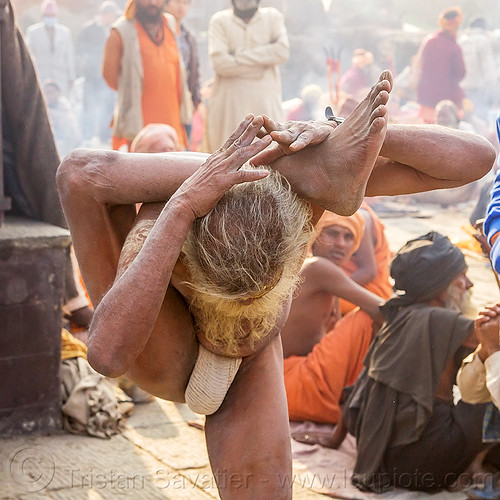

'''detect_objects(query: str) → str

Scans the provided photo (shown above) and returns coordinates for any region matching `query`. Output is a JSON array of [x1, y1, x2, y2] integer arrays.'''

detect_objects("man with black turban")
[[343, 232, 500, 493]]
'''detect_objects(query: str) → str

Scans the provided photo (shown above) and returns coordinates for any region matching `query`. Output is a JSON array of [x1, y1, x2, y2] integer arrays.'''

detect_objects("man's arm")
[[233, 41, 289, 68], [451, 41, 466, 83], [345, 209, 377, 286], [471, 305, 500, 409], [232, 10, 289, 67], [102, 28, 123, 90], [209, 18, 264, 79], [63, 28, 76, 86], [307, 257, 384, 323], [365, 124, 494, 196], [456, 348, 491, 404], [258, 119, 495, 198], [208, 15, 282, 79]]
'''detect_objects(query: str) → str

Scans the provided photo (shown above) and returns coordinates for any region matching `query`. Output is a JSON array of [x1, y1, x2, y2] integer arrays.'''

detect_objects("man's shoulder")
[[210, 9, 233, 24], [301, 256, 343, 281], [257, 7, 285, 22], [162, 12, 177, 35], [55, 23, 72, 35], [302, 255, 329, 270], [259, 7, 284, 16], [398, 303, 473, 327], [112, 15, 133, 31], [25, 22, 44, 34]]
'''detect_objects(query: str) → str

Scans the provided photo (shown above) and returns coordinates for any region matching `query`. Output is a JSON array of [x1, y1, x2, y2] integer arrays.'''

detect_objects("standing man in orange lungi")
[[102, 0, 192, 150]]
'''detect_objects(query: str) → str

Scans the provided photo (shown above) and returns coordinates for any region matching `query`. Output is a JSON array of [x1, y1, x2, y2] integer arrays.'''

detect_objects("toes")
[[369, 115, 387, 134], [374, 90, 390, 107], [379, 69, 393, 90], [369, 71, 392, 102]]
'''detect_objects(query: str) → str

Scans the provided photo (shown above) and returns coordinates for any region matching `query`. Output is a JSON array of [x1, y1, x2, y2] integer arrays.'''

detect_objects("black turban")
[[382, 232, 466, 315]]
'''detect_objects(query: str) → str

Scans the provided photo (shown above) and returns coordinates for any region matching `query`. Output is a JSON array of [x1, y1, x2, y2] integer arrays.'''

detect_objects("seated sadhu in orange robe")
[[280, 211, 385, 424], [340, 202, 393, 315]]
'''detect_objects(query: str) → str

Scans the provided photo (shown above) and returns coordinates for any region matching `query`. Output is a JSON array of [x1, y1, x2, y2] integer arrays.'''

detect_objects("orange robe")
[[284, 309, 373, 424], [340, 203, 393, 314], [112, 18, 187, 149]]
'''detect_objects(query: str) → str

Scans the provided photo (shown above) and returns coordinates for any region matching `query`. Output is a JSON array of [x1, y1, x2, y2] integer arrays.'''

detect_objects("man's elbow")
[[87, 343, 129, 378], [102, 71, 118, 91], [56, 149, 89, 202], [56, 149, 116, 202], [365, 270, 377, 283], [277, 46, 290, 64], [472, 136, 497, 180]]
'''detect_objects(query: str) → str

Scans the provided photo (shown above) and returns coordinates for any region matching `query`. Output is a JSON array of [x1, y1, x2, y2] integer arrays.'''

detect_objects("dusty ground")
[[1, 202, 498, 500]]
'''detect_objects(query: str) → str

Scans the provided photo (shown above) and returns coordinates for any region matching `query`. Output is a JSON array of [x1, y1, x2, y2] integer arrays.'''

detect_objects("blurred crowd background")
[[10, 0, 500, 155]]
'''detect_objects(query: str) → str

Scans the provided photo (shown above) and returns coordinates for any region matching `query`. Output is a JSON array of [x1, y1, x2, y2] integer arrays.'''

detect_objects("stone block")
[[0, 216, 71, 435]]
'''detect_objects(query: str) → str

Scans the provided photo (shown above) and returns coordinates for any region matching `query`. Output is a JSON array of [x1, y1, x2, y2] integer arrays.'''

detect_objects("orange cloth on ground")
[[138, 19, 187, 148], [284, 309, 373, 424], [340, 203, 393, 314]]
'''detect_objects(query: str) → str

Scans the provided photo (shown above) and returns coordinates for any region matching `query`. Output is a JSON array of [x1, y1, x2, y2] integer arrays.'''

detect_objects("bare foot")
[[271, 70, 393, 215]]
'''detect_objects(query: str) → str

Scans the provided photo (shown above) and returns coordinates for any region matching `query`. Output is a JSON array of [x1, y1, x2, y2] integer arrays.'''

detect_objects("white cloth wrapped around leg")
[[184, 344, 242, 415]]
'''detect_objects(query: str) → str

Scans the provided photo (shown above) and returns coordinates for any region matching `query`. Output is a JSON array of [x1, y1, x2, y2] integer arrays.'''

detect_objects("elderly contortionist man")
[[57, 71, 495, 499]]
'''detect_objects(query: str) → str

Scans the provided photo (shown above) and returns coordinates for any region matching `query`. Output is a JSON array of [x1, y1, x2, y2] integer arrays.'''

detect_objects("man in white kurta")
[[25, 0, 76, 98], [205, 0, 289, 152], [457, 305, 500, 408]]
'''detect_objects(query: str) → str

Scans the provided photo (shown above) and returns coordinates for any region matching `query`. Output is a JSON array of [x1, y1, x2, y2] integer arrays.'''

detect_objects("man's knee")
[[56, 149, 87, 197], [56, 148, 112, 202]]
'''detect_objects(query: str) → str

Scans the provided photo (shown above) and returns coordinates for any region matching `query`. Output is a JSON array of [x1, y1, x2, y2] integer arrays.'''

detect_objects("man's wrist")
[[478, 344, 490, 362], [165, 194, 198, 225], [479, 343, 500, 362]]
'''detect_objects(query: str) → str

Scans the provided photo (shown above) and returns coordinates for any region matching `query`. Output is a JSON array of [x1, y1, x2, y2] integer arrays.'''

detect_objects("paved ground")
[[1, 201, 498, 500]]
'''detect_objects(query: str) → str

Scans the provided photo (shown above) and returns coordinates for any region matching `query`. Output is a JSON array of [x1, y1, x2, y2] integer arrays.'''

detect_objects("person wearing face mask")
[[25, 0, 76, 98], [204, 0, 289, 152]]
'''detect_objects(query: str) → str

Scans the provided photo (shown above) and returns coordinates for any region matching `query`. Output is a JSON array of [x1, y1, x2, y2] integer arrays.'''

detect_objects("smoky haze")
[[11, 0, 500, 108]]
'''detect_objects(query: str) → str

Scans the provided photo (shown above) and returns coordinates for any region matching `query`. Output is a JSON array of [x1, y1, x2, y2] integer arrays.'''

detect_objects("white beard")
[[444, 287, 476, 318]]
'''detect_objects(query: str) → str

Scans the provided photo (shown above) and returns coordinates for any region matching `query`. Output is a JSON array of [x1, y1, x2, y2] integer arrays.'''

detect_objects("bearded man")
[[102, 0, 192, 150], [56, 70, 496, 499], [204, 0, 289, 152], [343, 232, 500, 494]]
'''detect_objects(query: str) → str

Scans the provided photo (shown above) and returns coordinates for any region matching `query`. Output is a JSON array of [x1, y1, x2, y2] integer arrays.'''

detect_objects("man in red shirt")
[[414, 6, 465, 123]]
